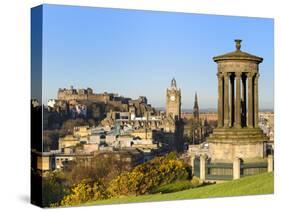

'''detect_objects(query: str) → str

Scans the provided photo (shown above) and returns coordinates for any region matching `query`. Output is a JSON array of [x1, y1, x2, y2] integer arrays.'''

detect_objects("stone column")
[[247, 73, 254, 128], [190, 155, 195, 175], [242, 75, 247, 127], [233, 157, 241, 180], [254, 73, 260, 128], [223, 73, 230, 128], [200, 154, 206, 181], [267, 155, 273, 172], [230, 74, 235, 127], [235, 72, 242, 128], [217, 73, 223, 127]]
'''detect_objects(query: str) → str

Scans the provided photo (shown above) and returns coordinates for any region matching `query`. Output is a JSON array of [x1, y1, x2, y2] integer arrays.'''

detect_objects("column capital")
[[217, 72, 223, 79], [246, 72, 253, 78], [235, 72, 242, 78], [254, 76, 259, 85], [255, 73, 260, 80], [223, 72, 232, 80]]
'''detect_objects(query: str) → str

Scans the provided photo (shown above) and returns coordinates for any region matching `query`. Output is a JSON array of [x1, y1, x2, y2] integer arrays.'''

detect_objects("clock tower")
[[166, 78, 181, 120]]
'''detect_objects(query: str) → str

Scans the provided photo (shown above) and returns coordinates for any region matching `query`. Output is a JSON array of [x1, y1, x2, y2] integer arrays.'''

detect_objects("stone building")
[[58, 86, 104, 102], [166, 78, 181, 121], [100, 78, 183, 151], [182, 112, 218, 123], [192, 40, 273, 181], [58, 135, 80, 151], [73, 126, 91, 138], [259, 112, 274, 142], [208, 39, 269, 162], [183, 93, 212, 144], [36, 153, 56, 171], [57, 85, 133, 106], [165, 78, 185, 151], [131, 128, 153, 139]]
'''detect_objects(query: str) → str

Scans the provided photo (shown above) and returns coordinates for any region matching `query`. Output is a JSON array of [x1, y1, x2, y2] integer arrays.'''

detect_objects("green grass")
[[85, 172, 274, 205], [151, 180, 193, 194], [150, 180, 205, 194]]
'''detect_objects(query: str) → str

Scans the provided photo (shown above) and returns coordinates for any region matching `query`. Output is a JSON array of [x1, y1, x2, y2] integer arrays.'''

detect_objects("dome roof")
[[213, 39, 263, 63]]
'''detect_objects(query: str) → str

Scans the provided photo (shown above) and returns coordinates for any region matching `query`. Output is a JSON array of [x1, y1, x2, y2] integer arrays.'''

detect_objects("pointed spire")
[[171, 78, 177, 88], [194, 92, 199, 109], [193, 92, 199, 123]]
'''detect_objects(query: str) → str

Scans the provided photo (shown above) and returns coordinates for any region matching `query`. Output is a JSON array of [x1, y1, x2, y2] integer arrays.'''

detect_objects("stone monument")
[[208, 39, 268, 162]]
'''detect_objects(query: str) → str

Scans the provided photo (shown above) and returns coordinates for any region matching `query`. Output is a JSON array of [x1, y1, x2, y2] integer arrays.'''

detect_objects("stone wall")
[[209, 142, 264, 162]]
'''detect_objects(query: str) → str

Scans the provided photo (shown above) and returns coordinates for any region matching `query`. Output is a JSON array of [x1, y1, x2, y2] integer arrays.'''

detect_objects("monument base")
[[207, 127, 268, 162]]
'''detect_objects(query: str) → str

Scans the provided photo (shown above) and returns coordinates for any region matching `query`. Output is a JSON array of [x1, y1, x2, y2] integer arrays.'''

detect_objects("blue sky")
[[40, 4, 274, 109]]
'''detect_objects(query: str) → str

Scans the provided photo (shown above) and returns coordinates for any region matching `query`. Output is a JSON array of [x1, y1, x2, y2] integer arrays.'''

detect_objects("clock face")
[[170, 95, 175, 101]]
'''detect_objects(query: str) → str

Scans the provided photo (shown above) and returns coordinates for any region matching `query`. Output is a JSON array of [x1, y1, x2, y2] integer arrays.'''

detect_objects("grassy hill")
[[85, 172, 274, 206]]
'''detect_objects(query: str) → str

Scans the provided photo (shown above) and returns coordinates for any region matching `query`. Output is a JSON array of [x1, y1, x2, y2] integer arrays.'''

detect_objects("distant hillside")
[[86, 172, 273, 205]]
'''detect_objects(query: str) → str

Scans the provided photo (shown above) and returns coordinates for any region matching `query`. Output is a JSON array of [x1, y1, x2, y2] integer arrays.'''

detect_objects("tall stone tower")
[[193, 92, 199, 123], [208, 40, 268, 162], [166, 78, 181, 120]]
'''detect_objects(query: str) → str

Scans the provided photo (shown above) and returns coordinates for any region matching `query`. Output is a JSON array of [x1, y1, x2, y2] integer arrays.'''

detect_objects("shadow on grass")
[[150, 180, 216, 194]]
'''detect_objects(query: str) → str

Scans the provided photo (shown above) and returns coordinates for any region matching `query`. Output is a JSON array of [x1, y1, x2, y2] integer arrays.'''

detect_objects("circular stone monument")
[[208, 40, 269, 162]]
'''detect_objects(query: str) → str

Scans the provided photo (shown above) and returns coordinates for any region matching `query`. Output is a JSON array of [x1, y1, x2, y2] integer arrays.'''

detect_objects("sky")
[[39, 4, 274, 109]]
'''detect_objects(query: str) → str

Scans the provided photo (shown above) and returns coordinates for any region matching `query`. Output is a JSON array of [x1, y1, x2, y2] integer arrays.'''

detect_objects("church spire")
[[194, 92, 198, 108], [193, 92, 199, 123]]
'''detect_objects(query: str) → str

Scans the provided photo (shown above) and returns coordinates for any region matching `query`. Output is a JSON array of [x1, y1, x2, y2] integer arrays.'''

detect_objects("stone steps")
[[208, 134, 267, 139], [208, 137, 266, 143], [207, 127, 268, 143], [213, 127, 264, 134]]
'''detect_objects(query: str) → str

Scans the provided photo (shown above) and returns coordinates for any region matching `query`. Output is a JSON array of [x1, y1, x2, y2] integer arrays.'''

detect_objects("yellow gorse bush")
[[58, 152, 190, 206], [107, 152, 188, 196], [60, 180, 108, 206]]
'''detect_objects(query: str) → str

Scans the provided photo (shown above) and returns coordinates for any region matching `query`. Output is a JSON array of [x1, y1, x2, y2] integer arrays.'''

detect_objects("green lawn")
[[85, 172, 274, 206], [150, 180, 198, 194]]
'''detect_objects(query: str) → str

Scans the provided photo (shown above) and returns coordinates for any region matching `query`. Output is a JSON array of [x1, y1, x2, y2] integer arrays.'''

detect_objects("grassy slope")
[[86, 172, 274, 205]]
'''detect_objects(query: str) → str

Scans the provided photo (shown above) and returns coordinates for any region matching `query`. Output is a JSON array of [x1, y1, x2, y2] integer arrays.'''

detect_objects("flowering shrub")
[[108, 152, 189, 196], [59, 180, 108, 206], [57, 152, 190, 206]]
